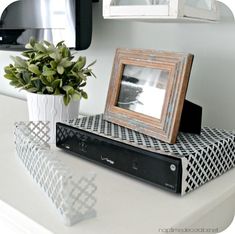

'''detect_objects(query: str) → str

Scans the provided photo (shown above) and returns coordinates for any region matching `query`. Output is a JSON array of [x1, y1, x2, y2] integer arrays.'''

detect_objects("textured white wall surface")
[[0, 2, 235, 130]]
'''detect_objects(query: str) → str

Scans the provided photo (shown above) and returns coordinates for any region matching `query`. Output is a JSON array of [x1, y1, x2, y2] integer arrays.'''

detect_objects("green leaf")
[[63, 94, 71, 106], [20, 83, 32, 89], [56, 41, 65, 47], [4, 66, 13, 74], [49, 51, 61, 61], [60, 58, 72, 68], [46, 86, 54, 93], [83, 68, 92, 75], [62, 85, 74, 95], [79, 82, 87, 87], [31, 77, 40, 81], [70, 71, 81, 79], [4, 37, 93, 97], [25, 37, 35, 49], [78, 72, 87, 81], [33, 80, 42, 91], [75, 56, 86, 70], [52, 79, 62, 89], [87, 60, 96, 68], [91, 71, 97, 78], [10, 80, 20, 87], [35, 43, 47, 53], [73, 91, 81, 100], [34, 53, 46, 60], [42, 87, 47, 93], [49, 53, 56, 59], [11, 56, 27, 68], [47, 45, 56, 54], [29, 37, 36, 47], [22, 71, 31, 83], [42, 65, 50, 71], [50, 61, 57, 69], [27, 87, 38, 93], [46, 76, 53, 83], [42, 70, 56, 77], [25, 43, 33, 49], [54, 88, 60, 95], [15, 73, 21, 79], [16, 83, 23, 88], [28, 64, 41, 75], [40, 76, 51, 86], [61, 46, 71, 58], [81, 91, 88, 99], [21, 50, 34, 58], [4, 74, 15, 80], [43, 40, 51, 47], [18, 76, 26, 85], [57, 65, 64, 75]]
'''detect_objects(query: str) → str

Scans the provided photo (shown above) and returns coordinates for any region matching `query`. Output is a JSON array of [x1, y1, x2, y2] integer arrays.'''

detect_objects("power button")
[[170, 164, 176, 172]]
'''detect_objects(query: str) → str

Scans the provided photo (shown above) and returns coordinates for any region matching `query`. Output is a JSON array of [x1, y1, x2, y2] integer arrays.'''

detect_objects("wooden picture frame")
[[104, 48, 194, 144]]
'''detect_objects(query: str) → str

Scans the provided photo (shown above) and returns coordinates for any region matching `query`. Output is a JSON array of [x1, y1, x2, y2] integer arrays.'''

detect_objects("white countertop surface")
[[0, 94, 235, 234]]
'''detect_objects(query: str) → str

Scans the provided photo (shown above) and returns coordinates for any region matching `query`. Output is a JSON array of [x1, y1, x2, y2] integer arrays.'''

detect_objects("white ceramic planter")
[[27, 92, 80, 143]]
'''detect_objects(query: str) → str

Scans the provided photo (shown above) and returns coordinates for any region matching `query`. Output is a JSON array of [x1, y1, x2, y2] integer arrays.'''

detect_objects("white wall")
[[0, 2, 235, 130]]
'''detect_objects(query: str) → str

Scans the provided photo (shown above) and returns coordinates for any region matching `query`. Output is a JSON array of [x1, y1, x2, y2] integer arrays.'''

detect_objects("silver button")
[[170, 164, 176, 172]]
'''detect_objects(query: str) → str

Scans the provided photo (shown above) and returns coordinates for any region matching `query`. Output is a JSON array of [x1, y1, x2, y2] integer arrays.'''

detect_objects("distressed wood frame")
[[104, 48, 194, 144]]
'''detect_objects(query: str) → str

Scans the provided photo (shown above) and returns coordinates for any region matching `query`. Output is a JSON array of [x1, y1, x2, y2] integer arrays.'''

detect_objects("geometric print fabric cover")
[[66, 114, 234, 157], [66, 114, 235, 194], [184, 134, 235, 194]]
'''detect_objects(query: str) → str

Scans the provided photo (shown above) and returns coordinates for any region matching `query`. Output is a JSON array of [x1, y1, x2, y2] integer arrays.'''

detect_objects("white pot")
[[27, 92, 80, 143]]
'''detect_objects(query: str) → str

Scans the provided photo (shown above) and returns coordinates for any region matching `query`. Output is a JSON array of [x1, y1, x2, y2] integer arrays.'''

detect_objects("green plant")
[[4, 38, 96, 105]]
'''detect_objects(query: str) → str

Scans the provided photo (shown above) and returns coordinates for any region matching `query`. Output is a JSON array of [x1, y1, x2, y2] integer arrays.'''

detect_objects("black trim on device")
[[56, 122, 182, 194]]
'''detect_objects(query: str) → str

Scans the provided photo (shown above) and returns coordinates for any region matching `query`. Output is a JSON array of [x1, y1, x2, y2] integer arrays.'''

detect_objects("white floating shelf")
[[103, 0, 219, 22]]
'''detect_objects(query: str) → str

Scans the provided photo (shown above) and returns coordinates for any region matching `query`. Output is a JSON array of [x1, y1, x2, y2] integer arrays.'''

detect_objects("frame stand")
[[179, 100, 202, 135]]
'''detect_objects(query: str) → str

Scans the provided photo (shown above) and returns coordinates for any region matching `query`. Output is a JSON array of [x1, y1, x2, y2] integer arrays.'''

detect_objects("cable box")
[[56, 114, 235, 195]]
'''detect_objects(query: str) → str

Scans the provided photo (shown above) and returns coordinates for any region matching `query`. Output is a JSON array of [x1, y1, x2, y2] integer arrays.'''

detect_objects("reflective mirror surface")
[[117, 65, 169, 119]]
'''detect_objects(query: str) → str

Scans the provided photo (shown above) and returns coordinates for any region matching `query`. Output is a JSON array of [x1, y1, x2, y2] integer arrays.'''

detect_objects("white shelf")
[[0, 94, 235, 233], [103, 0, 218, 22]]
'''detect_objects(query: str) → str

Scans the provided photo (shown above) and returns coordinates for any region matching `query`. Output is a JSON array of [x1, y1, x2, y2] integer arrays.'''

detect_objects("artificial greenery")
[[4, 38, 96, 105]]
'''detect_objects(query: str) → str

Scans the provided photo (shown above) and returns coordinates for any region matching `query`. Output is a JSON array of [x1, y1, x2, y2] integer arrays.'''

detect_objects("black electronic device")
[[56, 114, 235, 195]]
